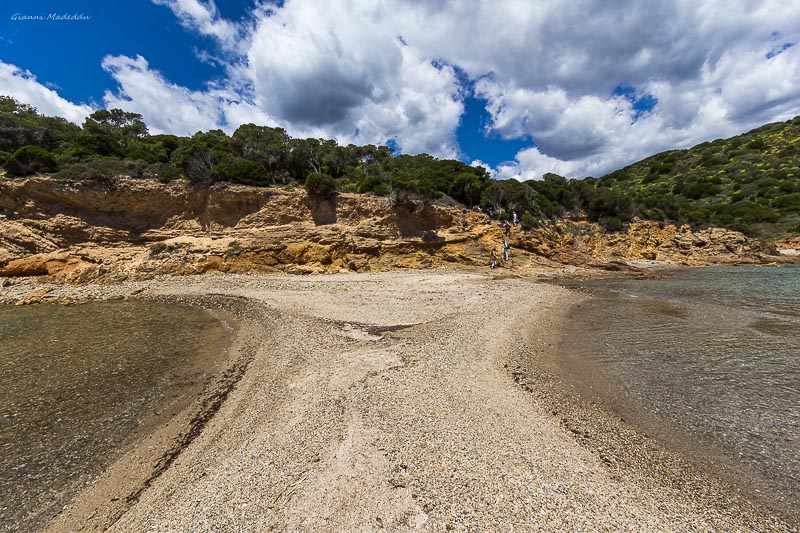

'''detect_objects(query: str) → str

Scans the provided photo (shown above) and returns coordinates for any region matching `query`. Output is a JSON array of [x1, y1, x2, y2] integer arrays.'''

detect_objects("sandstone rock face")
[[576, 220, 779, 266], [775, 235, 800, 256], [0, 176, 792, 282]]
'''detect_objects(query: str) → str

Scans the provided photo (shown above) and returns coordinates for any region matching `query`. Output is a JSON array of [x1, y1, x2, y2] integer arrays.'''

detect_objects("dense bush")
[[52, 157, 172, 183], [773, 193, 800, 210], [520, 211, 537, 230], [215, 158, 270, 186], [672, 179, 722, 199], [4, 145, 58, 176], [305, 172, 336, 197], [356, 175, 389, 195]]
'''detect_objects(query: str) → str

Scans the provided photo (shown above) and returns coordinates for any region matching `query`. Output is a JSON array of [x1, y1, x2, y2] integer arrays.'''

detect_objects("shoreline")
[[0, 270, 793, 531], [553, 274, 799, 524], [38, 296, 249, 532], [514, 280, 798, 526]]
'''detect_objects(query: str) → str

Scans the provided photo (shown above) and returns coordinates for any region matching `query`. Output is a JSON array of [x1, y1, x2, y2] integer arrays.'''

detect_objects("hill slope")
[[591, 116, 800, 236]]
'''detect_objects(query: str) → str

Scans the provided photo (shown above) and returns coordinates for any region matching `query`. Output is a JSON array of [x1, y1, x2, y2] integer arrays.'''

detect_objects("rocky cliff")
[[0, 176, 791, 283]]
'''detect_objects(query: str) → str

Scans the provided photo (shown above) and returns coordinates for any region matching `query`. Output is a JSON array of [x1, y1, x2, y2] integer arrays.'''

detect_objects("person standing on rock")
[[503, 240, 510, 261], [490, 248, 498, 269], [504, 220, 511, 237]]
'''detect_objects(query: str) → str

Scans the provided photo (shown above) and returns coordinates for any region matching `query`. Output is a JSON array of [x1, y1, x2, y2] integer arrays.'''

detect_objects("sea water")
[[0, 300, 232, 531], [560, 266, 799, 520]]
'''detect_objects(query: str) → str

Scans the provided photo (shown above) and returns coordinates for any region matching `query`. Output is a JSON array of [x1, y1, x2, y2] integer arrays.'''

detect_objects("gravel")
[[3, 270, 792, 532]]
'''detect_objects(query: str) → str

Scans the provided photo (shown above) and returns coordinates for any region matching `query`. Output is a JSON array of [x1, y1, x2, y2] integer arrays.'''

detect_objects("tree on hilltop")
[[232, 124, 290, 183]]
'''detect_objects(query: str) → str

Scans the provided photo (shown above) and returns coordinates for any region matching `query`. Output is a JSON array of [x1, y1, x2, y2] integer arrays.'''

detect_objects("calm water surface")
[[0, 300, 232, 531], [560, 266, 799, 520]]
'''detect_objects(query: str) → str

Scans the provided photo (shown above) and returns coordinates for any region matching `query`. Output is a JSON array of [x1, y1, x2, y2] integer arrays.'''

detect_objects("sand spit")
[[2, 270, 792, 532]]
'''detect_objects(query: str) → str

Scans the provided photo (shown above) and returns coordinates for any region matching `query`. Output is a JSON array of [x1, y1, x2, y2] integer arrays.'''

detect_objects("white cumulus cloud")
[[1, 0, 800, 180], [101, 54, 282, 137], [242, 0, 462, 155], [458, 0, 800, 179], [102, 55, 221, 135], [0, 61, 94, 124], [151, 0, 240, 50]]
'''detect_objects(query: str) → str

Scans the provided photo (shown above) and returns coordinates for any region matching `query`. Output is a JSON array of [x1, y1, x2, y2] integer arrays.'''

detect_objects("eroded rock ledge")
[[0, 176, 792, 284]]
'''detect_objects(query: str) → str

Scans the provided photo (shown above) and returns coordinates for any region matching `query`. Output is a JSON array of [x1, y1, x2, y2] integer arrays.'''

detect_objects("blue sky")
[[2, 2, 215, 101], [1, 1, 799, 180]]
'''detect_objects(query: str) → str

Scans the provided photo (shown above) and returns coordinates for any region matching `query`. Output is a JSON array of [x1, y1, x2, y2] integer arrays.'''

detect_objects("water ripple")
[[560, 265, 800, 517]]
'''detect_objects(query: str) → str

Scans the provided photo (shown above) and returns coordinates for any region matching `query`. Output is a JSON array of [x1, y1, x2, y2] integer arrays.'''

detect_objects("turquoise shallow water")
[[560, 265, 799, 520], [0, 300, 232, 531]]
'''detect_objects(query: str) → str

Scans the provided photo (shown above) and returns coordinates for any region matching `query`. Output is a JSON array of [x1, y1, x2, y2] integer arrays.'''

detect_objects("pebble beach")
[[1, 270, 793, 532]]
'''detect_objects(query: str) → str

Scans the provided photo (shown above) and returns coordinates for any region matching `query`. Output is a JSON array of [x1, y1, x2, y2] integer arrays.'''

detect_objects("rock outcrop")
[[775, 235, 800, 256], [0, 176, 792, 283], [567, 220, 780, 266]]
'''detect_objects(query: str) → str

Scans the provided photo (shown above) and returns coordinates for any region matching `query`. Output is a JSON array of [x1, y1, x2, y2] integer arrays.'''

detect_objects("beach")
[[1, 270, 791, 532]]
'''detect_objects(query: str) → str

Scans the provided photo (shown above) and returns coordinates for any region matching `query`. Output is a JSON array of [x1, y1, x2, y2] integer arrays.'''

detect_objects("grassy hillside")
[[593, 117, 800, 236]]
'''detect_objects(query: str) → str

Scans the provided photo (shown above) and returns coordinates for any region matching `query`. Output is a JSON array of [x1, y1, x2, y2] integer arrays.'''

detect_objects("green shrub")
[[4, 145, 58, 176], [357, 175, 389, 195], [599, 216, 625, 232], [224, 240, 243, 257], [151, 163, 181, 183], [648, 162, 672, 175], [214, 158, 269, 186], [672, 179, 721, 199], [305, 172, 336, 197], [55, 158, 138, 183], [714, 201, 780, 224], [536, 196, 565, 218], [641, 207, 666, 220], [772, 193, 800, 210], [679, 207, 712, 226], [698, 153, 727, 168], [340, 182, 359, 193], [520, 211, 537, 230], [389, 174, 436, 205]]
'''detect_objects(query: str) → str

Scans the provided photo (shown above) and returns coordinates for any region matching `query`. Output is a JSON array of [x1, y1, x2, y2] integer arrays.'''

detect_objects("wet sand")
[[0, 270, 793, 531]]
